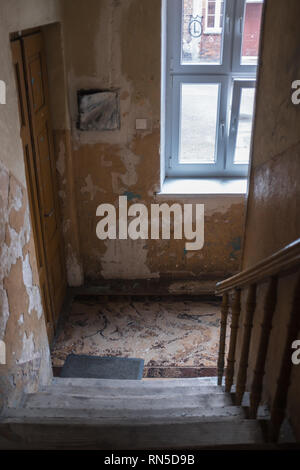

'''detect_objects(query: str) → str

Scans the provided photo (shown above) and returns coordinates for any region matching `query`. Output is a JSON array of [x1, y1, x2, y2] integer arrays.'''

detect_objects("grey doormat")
[[61, 354, 144, 380]]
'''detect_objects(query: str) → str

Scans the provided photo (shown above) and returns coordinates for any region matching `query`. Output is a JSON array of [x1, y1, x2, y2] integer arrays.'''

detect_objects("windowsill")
[[204, 29, 222, 35], [157, 178, 248, 196]]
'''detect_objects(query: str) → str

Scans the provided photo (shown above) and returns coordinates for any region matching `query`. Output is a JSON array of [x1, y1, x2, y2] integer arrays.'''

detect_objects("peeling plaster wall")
[[52, 128, 84, 287], [0, 0, 62, 186], [238, 0, 300, 440], [61, 0, 245, 284], [0, 163, 52, 409], [43, 22, 84, 287], [0, 0, 61, 409]]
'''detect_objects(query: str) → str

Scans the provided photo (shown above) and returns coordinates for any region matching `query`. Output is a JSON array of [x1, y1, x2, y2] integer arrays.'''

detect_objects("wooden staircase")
[[1, 239, 299, 450], [0, 377, 275, 450], [216, 238, 300, 444]]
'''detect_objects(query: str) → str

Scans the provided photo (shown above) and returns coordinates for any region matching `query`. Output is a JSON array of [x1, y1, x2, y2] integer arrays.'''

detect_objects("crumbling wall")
[[0, 163, 52, 409], [61, 0, 246, 285], [43, 22, 84, 287], [0, 0, 61, 409]]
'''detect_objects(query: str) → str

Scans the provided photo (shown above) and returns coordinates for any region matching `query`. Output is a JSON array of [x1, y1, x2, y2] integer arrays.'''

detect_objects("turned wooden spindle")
[[225, 289, 241, 393], [217, 292, 229, 386], [269, 274, 300, 442], [235, 284, 257, 405], [249, 276, 278, 419]]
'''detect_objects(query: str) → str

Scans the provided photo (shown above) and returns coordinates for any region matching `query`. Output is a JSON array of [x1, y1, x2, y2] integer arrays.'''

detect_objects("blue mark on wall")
[[123, 191, 142, 201], [229, 236, 242, 260]]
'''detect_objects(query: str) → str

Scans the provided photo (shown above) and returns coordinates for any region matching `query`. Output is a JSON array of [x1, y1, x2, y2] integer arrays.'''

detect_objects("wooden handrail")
[[216, 238, 300, 294], [216, 238, 300, 443]]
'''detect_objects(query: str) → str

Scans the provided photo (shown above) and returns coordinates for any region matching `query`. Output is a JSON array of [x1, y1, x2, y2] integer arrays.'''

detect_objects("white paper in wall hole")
[[136, 119, 148, 130], [0, 340, 6, 364]]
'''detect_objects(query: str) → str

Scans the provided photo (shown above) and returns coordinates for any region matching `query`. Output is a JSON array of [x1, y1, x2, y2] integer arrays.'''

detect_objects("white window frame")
[[205, 0, 225, 35], [232, 0, 264, 74], [163, 0, 263, 179], [227, 79, 256, 171], [170, 75, 229, 177]]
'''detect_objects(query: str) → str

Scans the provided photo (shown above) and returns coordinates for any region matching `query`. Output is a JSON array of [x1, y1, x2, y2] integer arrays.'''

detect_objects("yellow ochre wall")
[[236, 0, 300, 440], [0, 0, 63, 409], [53, 0, 246, 286]]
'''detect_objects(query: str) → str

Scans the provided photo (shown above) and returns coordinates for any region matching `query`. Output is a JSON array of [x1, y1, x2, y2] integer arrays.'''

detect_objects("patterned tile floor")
[[51, 296, 227, 377]]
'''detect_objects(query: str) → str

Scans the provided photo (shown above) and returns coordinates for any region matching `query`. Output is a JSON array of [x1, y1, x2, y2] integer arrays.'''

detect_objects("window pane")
[[219, 1, 224, 28], [234, 88, 255, 164], [208, 2, 216, 15], [181, 0, 225, 65], [179, 84, 219, 164], [241, 0, 263, 65], [207, 16, 215, 28]]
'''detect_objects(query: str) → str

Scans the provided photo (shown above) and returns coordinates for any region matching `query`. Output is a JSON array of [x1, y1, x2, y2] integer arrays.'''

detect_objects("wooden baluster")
[[225, 289, 241, 393], [217, 292, 229, 386], [235, 284, 257, 405], [249, 276, 278, 419], [269, 274, 300, 442]]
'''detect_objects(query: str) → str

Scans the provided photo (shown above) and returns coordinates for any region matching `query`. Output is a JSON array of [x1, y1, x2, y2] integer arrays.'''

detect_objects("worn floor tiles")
[[51, 297, 226, 376]]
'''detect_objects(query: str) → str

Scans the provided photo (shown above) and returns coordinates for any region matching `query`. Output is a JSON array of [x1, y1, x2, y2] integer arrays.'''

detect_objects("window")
[[164, 0, 264, 178], [205, 0, 224, 34]]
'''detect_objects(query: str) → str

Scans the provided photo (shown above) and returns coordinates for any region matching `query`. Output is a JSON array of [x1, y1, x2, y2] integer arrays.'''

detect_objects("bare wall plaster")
[[43, 22, 84, 286], [60, 0, 246, 283], [242, 0, 300, 269], [0, 162, 52, 409], [0, 0, 62, 185], [237, 0, 300, 440], [0, 0, 61, 409]]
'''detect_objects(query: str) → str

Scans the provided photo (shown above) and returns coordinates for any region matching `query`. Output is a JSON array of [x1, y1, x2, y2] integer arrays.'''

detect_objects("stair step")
[[5, 404, 244, 420], [42, 383, 222, 397], [52, 377, 218, 388], [0, 417, 265, 449], [22, 391, 233, 410]]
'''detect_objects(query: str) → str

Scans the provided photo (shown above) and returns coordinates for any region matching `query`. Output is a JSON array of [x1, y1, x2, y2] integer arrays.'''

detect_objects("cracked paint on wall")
[[100, 239, 158, 279], [0, 162, 52, 409], [81, 174, 105, 201], [22, 253, 43, 320], [59, 0, 246, 284], [52, 130, 84, 287], [66, 243, 84, 287]]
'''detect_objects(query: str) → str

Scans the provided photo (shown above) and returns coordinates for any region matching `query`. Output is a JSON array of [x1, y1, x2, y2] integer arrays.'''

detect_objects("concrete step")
[[22, 391, 233, 410], [52, 376, 219, 388], [42, 383, 222, 397], [4, 404, 245, 420], [0, 416, 265, 450]]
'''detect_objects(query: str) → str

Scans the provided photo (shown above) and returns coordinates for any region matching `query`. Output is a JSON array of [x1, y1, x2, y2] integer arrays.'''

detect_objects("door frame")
[[11, 31, 66, 340]]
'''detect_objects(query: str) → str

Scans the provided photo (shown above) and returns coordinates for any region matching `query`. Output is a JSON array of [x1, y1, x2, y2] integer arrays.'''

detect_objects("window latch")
[[232, 117, 237, 133], [239, 16, 244, 35], [170, 58, 174, 72], [226, 16, 231, 34], [168, 156, 172, 169], [220, 122, 225, 139]]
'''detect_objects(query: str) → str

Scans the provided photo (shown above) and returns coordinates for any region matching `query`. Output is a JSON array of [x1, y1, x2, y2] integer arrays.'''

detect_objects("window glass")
[[181, 0, 225, 65], [241, 0, 263, 65], [234, 87, 255, 164], [166, 0, 264, 177], [179, 84, 219, 163]]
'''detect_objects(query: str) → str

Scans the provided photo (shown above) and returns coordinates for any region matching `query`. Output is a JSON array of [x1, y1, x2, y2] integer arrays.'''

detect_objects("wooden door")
[[11, 40, 54, 340], [21, 32, 66, 322]]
